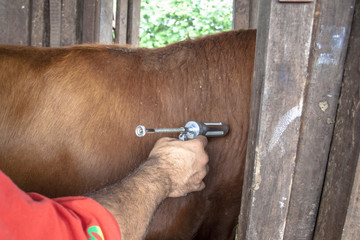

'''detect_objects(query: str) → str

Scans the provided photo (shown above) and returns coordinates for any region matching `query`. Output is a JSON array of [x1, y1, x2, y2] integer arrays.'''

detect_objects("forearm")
[[89, 157, 171, 240], [88, 136, 208, 239]]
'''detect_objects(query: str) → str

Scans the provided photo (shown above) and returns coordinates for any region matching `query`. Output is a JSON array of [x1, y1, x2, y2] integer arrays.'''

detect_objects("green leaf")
[[139, 0, 233, 48]]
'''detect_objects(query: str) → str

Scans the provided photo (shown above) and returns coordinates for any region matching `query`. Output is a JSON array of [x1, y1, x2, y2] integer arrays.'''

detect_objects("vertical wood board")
[[82, 0, 97, 43], [284, 0, 355, 238], [238, 0, 272, 236], [127, 0, 140, 46], [115, 0, 128, 44], [61, 0, 79, 46], [239, 0, 356, 239], [249, 0, 259, 29], [98, 0, 113, 44], [314, 1, 360, 238], [342, 155, 360, 239], [239, 1, 316, 238], [233, 0, 250, 29], [0, 0, 30, 45], [30, 0, 45, 46], [49, 0, 61, 47]]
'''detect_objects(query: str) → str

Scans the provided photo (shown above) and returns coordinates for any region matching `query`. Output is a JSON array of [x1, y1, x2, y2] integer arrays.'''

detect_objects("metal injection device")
[[135, 121, 229, 141]]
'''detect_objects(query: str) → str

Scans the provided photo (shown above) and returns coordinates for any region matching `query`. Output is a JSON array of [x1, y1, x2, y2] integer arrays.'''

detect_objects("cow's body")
[[0, 30, 255, 239]]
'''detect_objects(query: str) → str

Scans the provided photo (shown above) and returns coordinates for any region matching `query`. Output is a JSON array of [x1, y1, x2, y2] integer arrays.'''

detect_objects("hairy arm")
[[89, 136, 208, 240]]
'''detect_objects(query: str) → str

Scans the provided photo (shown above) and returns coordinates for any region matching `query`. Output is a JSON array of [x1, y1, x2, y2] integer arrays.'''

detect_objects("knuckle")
[[199, 171, 207, 180], [158, 137, 173, 143], [199, 182, 206, 191], [200, 154, 209, 165], [191, 139, 203, 148]]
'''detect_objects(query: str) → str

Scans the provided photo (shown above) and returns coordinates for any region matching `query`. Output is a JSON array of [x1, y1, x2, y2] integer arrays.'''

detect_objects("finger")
[[203, 153, 209, 165], [156, 137, 176, 143], [193, 135, 208, 148], [194, 166, 209, 180], [197, 182, 206, 191]]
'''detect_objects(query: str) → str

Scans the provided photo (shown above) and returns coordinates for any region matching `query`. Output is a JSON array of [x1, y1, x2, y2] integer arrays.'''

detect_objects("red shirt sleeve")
[[0, 170, 121, 240]]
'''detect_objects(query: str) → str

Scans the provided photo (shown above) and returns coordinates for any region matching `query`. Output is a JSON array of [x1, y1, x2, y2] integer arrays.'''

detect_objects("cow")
[[0, 29, 256, 239]]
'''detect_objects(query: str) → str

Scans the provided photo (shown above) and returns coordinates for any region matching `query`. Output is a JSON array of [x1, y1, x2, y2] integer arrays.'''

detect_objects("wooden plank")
[[49, 0, 61, 47], [233, 0, 250, 29], [98, 0, 113, 44], [249, 0, 259, 29], [238, 0, 354, 239], [94, 0, 101, 42], [314, 1, 360, 238], [238, 0, 272, 236], [30, 0, 45, 46], [238, 1, 316, 237], [283, 0, 355, 238], [279, 0, 313, 2], [127, 0, 140, 46], [61, 0, 79, 46], [0, 0, 30, 45], [42, 0, 50, 46], [114, 0, 128, 44], [342, 155, 360, 239], [279, 0, 314, 3], [82, 0, 97, 43]]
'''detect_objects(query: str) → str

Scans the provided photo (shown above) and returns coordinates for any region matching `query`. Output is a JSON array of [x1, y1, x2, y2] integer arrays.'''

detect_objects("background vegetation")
[[139, 0, 233, 48]]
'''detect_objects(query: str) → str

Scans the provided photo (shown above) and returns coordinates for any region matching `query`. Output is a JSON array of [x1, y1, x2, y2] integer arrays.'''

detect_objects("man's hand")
[[148, 136, 209, 197], [89, 136, 209, 240]]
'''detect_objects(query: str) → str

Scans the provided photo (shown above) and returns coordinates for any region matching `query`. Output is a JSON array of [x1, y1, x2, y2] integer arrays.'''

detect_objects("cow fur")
[[0, 29, 256, 239]]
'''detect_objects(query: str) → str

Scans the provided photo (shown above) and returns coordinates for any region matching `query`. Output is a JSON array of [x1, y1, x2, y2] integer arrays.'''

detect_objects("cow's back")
[[0, 30, 256, 239]]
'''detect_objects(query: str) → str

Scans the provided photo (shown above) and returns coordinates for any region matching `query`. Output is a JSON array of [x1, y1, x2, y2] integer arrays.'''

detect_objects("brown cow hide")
[[0, 29, 256, 239]]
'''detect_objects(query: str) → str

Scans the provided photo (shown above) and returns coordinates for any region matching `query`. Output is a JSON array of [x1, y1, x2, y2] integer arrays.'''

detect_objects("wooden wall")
[[238, 0, 359, 239], [233, 0, 258, 29], [0, 0, 140, 46], [314, 1, 360, 238], [1, 0, 359, 239]]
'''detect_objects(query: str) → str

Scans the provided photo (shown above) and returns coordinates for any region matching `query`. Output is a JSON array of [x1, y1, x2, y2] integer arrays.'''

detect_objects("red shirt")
[[0, 170, 121, 240]]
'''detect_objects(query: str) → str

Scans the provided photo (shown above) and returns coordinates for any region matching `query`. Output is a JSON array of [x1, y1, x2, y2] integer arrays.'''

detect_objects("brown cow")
[[0, 29, 255, 239]]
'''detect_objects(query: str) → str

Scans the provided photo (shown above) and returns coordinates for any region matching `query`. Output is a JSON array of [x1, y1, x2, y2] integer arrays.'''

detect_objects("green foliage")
[[140, 0, 233, 48]]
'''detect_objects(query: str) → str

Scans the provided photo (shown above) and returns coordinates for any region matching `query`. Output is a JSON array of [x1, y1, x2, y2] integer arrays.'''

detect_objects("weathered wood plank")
[[127, 0, 140, 46], [0, 0, 30, 45], [1, 0, 140, 46], [30, 0, 45, 46], [249, 0, 259, 29], [61, 0, 79, 46], [279, 0, 313, 2], [239, 1, 316, 238], [238, 0, 355, 238], [341, 155, 360, 239], [233, 0, 250, 29], [283, 0, 355, 238], [42, 0, 50, 46], [49, 0, 61, 47], [98, 0, 113, 44], [314, 1, 360, 239], [82, 0, 97, 43], [114, 0, 128, 44], [238, 1, 271, 236]]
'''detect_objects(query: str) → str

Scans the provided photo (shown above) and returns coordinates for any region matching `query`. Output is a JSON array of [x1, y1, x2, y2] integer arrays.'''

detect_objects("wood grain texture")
[[30, 0, 45, 46], [127, 0, 140, 46], [60, 0, 79, 46], [314, 1, 360, 239], [114, 0, 128, 44], [49, 0, 61, 47], [238, 0, 355, 239], [98, 0, 113, 44], [0, 0, 30, 45], [284, 0, 355, 238], [233, 0, 250, 29], [239, 1, 316, 238]]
